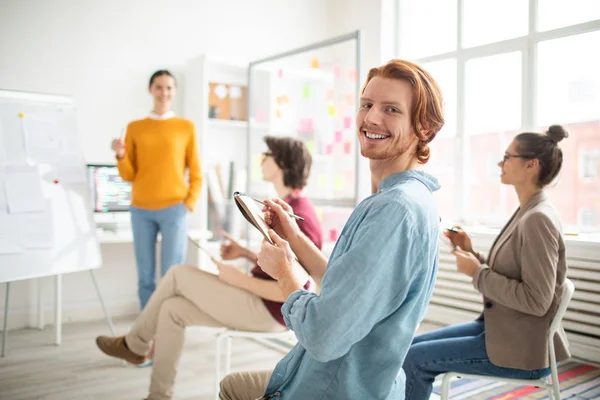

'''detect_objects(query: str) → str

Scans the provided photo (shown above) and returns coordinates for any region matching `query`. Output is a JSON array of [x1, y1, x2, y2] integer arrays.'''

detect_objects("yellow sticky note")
[[306, 140, 315, 154], [327, 105, 335, 117], [18, 112, 24, 118], [334, 175, 344, 191], [311, 57, 320, 68], [318, 174, 327, 188], [315, 207, 323, 221], [252, 154, 263, 180]]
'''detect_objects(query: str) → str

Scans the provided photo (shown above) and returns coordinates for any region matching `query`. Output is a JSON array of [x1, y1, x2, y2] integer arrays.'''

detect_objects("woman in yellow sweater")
[[111, 70, 202, 309]]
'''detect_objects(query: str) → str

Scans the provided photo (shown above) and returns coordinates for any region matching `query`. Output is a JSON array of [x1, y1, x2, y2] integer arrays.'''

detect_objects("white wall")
[[0, 0, 335, 330], [0, 0, 331, 162]]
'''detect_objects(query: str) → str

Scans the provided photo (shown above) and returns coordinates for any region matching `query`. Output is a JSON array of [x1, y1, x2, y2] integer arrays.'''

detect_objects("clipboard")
[[188, 236, 219, 264], [233, 192, 274, 244], [232, 192, 309, 283]]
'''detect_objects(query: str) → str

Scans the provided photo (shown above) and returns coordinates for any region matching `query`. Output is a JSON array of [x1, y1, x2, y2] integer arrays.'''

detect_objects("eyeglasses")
[[262, 151, 273, 158], [501, 153, 533, 163]]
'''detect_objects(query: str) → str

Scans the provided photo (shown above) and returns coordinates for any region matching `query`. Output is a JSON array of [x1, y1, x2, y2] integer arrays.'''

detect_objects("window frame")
[[396, 0, 600, 234]]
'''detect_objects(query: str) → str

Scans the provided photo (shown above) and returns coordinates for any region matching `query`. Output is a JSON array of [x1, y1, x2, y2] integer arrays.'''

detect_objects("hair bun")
[[546, 125, 568, 143]]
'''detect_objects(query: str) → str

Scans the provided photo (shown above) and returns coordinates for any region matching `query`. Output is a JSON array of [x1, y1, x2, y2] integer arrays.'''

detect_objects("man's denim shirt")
[[261, 170, 441, 400]]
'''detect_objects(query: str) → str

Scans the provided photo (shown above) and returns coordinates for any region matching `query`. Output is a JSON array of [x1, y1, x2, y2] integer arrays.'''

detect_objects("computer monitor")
[[87, 164, 131, 213]]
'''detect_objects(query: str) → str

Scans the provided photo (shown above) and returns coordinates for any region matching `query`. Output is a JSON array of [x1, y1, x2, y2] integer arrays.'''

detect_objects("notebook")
[[233, 191, 274, 244], [233, 192, 310, 284]]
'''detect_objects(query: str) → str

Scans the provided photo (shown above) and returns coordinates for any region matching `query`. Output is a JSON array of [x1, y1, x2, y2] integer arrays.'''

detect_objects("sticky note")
[[18, 112, 24, 118], [335, 131, 342, 143], [344, 140, 352, 154], [345, 93, 354, 106], [348, 68, 358, 82], [306, 140, 315, 154], [316, 207, 323, 221], [318, 174, 327, 188], [311, 57, 320, 68], [303, 85, 310, 98], [329, 229, 338, 242], [276, 109, 281, 119], [343, 116, 352, 129], [327, 105, 335, 117], [333, 64, 341, 79], [334, 175, 344, 191], [325, 144, 333, 155], [252, 154, 263, 180], [256, 110, 267, 123], [278, 69, 283, 79], [326, 89, 335, 101]]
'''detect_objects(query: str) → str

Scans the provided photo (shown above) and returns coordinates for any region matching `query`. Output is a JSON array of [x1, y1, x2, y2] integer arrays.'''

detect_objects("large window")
[[397, 0, 600, 233]]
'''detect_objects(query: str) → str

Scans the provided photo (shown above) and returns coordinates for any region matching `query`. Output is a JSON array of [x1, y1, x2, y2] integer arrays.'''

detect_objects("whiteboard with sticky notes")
[[0, 90, 102, 283]]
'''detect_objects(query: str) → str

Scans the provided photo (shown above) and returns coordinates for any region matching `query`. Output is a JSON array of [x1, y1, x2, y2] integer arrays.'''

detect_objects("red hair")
[[362, 59, 445, 164]]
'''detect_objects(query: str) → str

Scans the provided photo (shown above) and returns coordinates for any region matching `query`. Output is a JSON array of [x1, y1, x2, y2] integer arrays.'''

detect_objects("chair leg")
[[215, 334, 223, 400], [225, 336, 232, 376], [441, 373, 453, 400]]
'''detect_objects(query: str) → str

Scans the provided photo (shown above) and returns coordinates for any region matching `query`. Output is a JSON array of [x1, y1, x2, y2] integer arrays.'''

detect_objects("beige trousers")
[[125, 265, 286, 400], [219, 370, 273, 400]]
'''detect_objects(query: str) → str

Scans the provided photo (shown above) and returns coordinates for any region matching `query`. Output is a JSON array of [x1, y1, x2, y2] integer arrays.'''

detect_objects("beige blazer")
[[473, 191, 570, 370]]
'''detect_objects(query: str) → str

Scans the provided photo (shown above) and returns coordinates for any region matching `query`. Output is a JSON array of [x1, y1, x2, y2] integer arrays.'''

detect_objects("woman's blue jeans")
[[130, 203, 188, 309], [403, 320, 551, 400]]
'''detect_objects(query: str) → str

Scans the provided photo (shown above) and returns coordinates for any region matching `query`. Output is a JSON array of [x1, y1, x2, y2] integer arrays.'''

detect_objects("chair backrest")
[[548, 278, 575, 339]]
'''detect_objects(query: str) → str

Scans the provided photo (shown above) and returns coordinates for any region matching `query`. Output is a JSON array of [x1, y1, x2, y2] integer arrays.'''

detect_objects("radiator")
[[425, 236, 600, 364]]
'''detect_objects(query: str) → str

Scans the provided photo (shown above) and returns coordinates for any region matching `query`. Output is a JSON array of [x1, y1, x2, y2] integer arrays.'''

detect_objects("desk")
[[96, 228, 212, 244]]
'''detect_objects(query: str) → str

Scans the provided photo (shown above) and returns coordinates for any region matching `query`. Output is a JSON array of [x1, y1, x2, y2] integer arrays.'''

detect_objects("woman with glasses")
[[403, 125, 571, 400], [96, 136, 322, 400]]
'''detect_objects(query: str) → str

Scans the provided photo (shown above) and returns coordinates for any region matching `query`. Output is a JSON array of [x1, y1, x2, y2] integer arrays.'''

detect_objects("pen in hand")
[[252, 197, 304, 221]]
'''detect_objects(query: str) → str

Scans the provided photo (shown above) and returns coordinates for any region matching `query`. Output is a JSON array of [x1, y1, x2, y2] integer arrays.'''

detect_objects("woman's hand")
[[444, 225, 475, 254], [220, 231, 247, 261], [262, 198, 301, 243], [111, 138, 126, 159], [257, 229, 295, 281], [452, 246, 481, 278], [213, 258, 246, 287]]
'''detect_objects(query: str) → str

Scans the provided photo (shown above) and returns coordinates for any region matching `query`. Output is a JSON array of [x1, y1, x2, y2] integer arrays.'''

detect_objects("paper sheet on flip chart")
[[0, 177, 7, 212], [0, 212, 24, 254], [19, 210, 54, 248], [3, 165, 46, 214], [22, 114, 81, 164]]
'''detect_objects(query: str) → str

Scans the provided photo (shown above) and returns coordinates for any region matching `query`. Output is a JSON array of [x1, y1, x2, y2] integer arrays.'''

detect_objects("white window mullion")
[[456, 0, 468, 222], [523, 0, 537, 130]]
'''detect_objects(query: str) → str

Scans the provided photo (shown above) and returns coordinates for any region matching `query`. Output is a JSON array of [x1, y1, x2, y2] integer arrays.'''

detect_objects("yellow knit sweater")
[[117, 117, 202, 211]]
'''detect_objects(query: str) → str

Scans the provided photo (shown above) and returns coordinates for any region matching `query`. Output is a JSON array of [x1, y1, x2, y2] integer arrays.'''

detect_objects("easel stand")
[[1, 270, 116, 357]]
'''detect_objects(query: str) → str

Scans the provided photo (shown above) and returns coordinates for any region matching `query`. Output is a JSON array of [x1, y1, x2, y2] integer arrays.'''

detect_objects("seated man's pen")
[[252, 197, 304, 221]]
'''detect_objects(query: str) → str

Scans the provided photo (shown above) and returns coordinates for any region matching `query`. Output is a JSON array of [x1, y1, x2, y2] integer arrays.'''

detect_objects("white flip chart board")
[[0, 90, 102, 283]]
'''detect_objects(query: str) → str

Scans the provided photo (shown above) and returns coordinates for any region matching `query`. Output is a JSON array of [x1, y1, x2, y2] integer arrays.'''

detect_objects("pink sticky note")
[[348, 68, 358, 82], [344, 140, 352, 154], [326, 89, 335, 100], [335, 131, 342, 143], [329, 228, 338, 242], [256, 110, 267, 123], [325, 144, 333, 155], [333, 64, 341, 79], [345, 93, 354, 106], [343, 116, 352, 129], [278, 69, 283, 79]]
